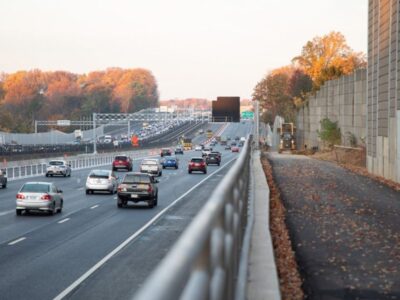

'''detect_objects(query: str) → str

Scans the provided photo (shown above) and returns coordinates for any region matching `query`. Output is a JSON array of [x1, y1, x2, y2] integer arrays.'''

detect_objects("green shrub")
[[317, 118, 341, 148]]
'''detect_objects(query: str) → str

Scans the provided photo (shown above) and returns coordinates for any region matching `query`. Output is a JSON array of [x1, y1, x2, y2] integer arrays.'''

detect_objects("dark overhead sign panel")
[[212, 97, 240, 122]]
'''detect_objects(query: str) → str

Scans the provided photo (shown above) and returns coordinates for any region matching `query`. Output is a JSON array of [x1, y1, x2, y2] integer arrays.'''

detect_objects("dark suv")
[[0, 169, 7, 189], [117, 172, 159, 208], [161, 148, 172, 157], [112, 155, 133, 171], [206, 153, 221, 166]]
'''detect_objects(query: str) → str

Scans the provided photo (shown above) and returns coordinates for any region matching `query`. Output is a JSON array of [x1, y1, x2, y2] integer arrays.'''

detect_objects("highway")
[[0, 121, 252, 300]]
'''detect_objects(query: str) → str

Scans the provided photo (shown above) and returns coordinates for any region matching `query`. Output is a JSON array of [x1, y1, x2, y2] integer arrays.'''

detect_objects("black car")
[[117, 173, 159, 208], [0, 169, 7, 189], [161, 148, 172, 157], [238, 141, 244, 147], [210, 151, 222, 161], [235, 136, 240, 141], [174, 147, 184, 155], [206, 153, 221, 166]]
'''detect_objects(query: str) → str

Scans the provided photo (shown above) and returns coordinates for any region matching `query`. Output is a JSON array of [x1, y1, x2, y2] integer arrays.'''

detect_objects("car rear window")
[[191, 158, 204, 163], [142, 160, 157, 165], [89, 171, 109, 179], [208, 154, 218, 158], [115, 156, 127, 161], [49, 161, 64, 166], [123, 175, 151, 184], [21, 183, 50, 193]]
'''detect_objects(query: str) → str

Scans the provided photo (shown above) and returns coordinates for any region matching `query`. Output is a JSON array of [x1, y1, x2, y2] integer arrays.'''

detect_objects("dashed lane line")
[[8, 237, 26, 246], [90, 205, 99, 209], [58, 218, 70, 224]]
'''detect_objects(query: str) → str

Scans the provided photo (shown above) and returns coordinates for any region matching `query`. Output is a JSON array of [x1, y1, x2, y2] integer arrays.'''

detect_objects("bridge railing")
[[133, 136, 252, 300]]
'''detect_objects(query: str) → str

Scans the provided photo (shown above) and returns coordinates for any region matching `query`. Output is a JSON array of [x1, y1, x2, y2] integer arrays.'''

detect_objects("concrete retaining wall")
[[296, 69, 367, 150]]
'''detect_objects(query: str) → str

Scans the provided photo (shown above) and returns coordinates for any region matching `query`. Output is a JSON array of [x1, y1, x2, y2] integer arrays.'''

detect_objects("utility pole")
[[93, 112, 97, 154]]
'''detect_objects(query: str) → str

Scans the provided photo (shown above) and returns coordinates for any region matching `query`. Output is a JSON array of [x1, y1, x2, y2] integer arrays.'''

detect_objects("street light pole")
[[93, 113, 97, 154]]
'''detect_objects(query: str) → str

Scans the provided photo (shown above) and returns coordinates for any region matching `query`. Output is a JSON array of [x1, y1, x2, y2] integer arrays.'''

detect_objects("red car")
[[188, 157, 207, 174], [231, 146, 240, 153], [112, 155, 133, 171]]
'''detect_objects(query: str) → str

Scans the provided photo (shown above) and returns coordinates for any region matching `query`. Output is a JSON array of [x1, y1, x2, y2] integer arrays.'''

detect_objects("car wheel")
[[109, 188, 113, 195], [113, 167, 117, 171], [64, 173, 67, 177], [49, 204, 56, 215], [159, 171, 162, 176], [218, 163, 220, 166], [58, 200, 63, 213], [175, 166, 178, 169], [162, 166, 165, 169], [117, 198, 123, 208], [154, 194, 158, 206], [45, 173, 49, 177], [86, 189, 89, 195], [148, 200, 154, 208], [188, 170, 192, 174], [2, 183, 6, 188], [16, 209, 22, 216], [204, 170, 207, 174], [68, 172, 71, 177]]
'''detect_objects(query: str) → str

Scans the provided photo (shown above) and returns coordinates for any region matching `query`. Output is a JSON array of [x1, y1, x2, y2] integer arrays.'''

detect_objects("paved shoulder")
[[268, 152, 400, 300]]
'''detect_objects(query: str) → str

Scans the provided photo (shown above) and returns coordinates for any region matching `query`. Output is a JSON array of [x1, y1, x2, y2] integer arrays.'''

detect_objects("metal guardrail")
[[3, 149, 158, 182], [133, 135, 252, 300]]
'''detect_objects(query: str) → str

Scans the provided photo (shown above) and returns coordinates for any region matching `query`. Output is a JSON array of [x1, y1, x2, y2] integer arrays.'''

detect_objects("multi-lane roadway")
[[0, 121, 252, 300]]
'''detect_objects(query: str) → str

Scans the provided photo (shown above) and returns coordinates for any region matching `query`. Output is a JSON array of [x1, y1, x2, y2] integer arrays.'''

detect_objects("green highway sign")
[[241, 111, 254, 119]]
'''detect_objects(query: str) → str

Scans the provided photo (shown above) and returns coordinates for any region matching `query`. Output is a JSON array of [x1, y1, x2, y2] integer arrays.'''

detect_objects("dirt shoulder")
[[268, 152, 400, 299]]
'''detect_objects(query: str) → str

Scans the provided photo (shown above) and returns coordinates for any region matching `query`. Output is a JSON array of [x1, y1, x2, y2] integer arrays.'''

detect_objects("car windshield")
[[49, 161, 64, 166], [209, 154, 218, 158], [142, 160, 157, 165], [167, 158, 176, 162], [191, 158, 203, 163], [123, 175, 151, 184], [89, 171, 109, 179], [21, 183, 50, 193], [115, 156, 127, 161]]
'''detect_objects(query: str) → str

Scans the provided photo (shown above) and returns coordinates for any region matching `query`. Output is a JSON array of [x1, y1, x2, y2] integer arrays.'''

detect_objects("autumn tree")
[[292, 31, 366, 90], [253, 66, 308, 123]]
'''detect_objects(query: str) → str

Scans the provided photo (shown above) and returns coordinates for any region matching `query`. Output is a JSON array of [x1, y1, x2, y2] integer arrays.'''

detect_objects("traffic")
[[0, 121, 252, 300]]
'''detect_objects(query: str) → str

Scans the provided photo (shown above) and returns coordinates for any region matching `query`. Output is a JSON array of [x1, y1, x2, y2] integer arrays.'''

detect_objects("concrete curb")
[[246, 150, 281, 300]]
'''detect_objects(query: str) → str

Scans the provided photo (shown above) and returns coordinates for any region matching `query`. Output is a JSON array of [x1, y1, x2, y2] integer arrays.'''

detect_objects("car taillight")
[[147, 185, 153, 193], [41, 194, 52, 201], [118, 184, 127, 192], [16, 193, 25, 199]]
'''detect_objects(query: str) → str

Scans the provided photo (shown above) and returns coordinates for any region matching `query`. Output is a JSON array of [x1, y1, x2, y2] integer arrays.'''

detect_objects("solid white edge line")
[[53, 155, 238, 300], [58, 218, 70, 224], [8, 237, 26, 245], [90, 205, 99, 209]]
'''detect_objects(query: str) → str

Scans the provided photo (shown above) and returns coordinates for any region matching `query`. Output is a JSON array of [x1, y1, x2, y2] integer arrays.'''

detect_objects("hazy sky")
[[0, 0, 367, 100]]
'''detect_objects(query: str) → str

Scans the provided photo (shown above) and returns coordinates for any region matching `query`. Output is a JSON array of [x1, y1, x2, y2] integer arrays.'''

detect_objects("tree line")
[[252, 31, 366, 123], [0, 68, 159, 132]]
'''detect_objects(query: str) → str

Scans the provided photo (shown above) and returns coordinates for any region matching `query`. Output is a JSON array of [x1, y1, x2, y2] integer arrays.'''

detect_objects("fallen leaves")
[[261, 152, 304, 300]]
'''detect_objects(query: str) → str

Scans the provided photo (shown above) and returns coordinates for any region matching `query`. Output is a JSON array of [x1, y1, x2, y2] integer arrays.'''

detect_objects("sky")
[[0, 0, 368, 100]]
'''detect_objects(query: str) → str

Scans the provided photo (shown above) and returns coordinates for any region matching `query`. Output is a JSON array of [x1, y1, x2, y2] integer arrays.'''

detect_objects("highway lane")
[[0, 121, 252, 300]]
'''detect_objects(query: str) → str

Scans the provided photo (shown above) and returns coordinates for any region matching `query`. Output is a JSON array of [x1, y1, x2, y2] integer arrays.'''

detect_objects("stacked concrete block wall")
[[368, 0, 400, 183], [296, 69, 367, 150]]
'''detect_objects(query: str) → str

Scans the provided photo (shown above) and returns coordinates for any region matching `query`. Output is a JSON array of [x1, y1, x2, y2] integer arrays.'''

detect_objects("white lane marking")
[[0, 209, 14, 217], [53, 155, 237, 300], [113, 197, 117, 200], [78, 187, 84, 191], [58, 218, 70, 224], [90, 205, 99, 209], [8, 237, 26, 245]]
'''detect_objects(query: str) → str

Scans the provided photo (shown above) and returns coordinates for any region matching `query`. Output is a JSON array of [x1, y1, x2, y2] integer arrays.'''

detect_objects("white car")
[[103, 135, 113, 143], [86, 169, 118, 194], [140, 158, 162, 176], [46, 160, 71, 177], [195, 145, 202, 151], [16, 182, 63, 215]]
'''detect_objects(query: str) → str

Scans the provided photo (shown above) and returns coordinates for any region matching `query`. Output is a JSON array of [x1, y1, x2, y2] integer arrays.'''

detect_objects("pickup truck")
[[117, 172, 159, 208], [140, 159, 162, 177]]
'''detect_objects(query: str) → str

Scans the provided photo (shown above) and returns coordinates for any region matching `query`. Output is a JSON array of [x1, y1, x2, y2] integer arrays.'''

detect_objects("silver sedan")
[[86, 169, 118, 194], [16, 182, 63, 215]]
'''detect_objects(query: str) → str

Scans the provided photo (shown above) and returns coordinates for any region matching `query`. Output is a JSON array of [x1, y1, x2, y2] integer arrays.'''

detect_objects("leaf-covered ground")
[[261, 152, 304, 300], [267, 152, 400, 300]]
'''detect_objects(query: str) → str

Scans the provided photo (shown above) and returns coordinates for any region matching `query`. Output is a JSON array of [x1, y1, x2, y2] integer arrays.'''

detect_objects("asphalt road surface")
[[268, 152, 400, 300], [0, 121, 252, 300]]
